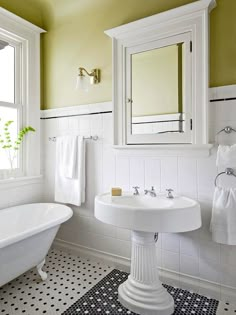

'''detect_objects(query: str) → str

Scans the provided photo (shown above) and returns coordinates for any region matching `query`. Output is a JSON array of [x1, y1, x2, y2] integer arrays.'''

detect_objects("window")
[[0, 8, 45, 179]]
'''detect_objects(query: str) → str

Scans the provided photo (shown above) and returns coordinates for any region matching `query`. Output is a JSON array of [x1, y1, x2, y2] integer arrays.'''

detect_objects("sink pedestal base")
[[118, 231, 174, 315]]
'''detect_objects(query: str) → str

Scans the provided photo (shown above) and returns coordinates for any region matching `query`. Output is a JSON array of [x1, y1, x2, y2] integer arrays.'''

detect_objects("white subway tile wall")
[[41, 95, 236, 303], [0, 183, 43, 209]]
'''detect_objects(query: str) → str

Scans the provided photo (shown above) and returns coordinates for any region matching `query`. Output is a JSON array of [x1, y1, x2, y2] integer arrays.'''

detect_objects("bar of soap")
[[111, 187, 122, 196]]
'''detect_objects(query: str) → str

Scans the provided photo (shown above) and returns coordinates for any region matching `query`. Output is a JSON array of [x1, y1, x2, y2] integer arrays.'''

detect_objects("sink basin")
[[95, 193, 201, 233], [95, 192, 202, 315]]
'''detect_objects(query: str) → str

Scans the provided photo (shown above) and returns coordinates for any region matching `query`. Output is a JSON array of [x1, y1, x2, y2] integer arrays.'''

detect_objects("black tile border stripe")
[[40, 110, 112, 120]]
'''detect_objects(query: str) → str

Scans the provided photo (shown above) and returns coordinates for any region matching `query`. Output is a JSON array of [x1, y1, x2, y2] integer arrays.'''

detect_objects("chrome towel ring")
[[214, 168, 236, 187], [217, 126, 236, 135], [215, 126, 236, 144]]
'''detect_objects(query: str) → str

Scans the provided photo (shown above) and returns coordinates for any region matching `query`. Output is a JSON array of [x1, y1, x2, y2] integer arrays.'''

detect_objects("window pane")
[[0, 106, 18, 170], [0, 44, 15, 103]]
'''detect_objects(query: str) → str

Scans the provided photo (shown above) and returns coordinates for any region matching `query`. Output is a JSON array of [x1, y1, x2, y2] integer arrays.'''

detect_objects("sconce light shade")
[[76, 67, 101, 91], [76, 74, 89, 92]]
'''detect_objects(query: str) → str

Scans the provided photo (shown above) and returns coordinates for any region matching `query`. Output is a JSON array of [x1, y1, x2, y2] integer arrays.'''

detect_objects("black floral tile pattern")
[[63, 269, 219, 315]]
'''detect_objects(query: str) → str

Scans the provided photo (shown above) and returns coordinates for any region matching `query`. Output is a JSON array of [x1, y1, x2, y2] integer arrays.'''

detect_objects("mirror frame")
[[105, 0, 216, 148]]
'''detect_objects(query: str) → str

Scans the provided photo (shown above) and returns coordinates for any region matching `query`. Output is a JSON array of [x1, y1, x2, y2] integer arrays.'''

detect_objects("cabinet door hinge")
[[190, 118, 193, 130], [190, 41, 193, 53]]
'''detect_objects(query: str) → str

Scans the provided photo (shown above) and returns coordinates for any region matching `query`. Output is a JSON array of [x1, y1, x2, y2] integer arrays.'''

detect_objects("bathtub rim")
[[0, 202, 73, 249]]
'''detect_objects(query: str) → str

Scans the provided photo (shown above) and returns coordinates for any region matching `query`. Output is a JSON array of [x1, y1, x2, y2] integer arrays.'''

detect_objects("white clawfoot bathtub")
[[0, 203, 72, 287]]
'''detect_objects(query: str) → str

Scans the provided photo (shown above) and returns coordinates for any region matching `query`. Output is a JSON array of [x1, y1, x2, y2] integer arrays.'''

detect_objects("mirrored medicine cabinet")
[[105, 0, 216, 149]]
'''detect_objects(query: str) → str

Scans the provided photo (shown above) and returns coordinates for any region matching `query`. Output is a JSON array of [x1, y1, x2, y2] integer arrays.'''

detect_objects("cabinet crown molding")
[[105, 0, 216, 39]]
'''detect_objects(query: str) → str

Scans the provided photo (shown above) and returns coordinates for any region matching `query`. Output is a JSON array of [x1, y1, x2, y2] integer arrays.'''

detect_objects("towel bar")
[[48, 135, 98, 142], [214, 168, 236, 187]]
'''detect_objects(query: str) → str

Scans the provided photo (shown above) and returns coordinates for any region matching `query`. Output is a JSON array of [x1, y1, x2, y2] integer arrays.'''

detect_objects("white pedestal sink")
[[95, 193, 201, 315]]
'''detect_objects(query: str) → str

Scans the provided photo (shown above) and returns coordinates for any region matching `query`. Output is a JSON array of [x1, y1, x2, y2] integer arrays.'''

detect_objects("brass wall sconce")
[[76, 67, 101, 91]]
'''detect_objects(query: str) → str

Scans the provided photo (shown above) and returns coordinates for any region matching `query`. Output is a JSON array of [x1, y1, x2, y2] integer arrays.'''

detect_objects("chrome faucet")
[[133, 186, 140, 196], [166, 188, 174, 199], [144, 186, 157, 197]]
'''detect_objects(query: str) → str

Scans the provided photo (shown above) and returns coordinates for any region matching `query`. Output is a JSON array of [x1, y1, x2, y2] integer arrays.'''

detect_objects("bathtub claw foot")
[[37, 259, 47, 281]]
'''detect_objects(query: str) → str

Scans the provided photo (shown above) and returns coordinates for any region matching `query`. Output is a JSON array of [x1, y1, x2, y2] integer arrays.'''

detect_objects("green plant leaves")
[[0, 119, 36, 153]]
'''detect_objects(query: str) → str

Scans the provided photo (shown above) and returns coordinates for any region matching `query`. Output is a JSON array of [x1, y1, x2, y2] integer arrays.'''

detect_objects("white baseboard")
[[53, 238, 131, 272], [53, 238, 236, 303]]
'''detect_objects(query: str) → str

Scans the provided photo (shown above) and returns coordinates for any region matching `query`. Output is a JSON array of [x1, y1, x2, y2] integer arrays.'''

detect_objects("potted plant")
[[0, 120, 35, 177]]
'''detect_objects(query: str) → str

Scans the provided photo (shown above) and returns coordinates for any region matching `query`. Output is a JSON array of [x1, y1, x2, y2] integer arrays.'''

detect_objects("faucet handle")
[[166, 188, 174, 199], [133, 186, 140, 195]]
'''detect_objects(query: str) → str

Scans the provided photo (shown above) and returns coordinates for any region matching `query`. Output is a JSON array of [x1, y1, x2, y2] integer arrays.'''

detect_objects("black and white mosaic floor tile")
[[0, 249, 112, 315], [217, 301, 236, 314], [63, 269, 219, 315], [0, 249, 235, 315]]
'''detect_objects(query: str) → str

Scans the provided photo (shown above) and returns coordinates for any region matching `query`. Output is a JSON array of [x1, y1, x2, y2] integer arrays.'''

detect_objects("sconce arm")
[[78, 67, 100, 84], [78, 67, 93, 77]]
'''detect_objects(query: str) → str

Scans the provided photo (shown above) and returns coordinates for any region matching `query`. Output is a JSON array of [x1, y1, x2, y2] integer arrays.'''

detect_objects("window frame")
[[0, 7, 45, 179]]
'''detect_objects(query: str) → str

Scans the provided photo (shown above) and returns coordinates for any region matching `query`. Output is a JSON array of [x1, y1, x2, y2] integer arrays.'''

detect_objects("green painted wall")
[[1, 0, 236, 109], [41, 0, 197, 109], [41, 0, 236, 109], [210, 0, 236, 88], [0, 0, 44, 28]]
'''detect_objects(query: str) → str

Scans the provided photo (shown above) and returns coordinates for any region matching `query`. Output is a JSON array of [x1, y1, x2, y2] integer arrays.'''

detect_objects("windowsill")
[[0, 175, 43, 189]]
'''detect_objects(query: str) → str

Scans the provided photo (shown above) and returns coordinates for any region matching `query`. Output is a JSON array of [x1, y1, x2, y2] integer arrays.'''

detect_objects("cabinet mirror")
[[126, 32, 192, 144], [131, 44, 184, 136]]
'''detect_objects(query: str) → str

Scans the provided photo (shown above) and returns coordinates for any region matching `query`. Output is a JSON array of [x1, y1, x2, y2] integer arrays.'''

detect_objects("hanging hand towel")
[[216, 144, 236, 168], [58, 135, 78, 179], [55, 135, 86, 206], [210, 187, 236, 245]]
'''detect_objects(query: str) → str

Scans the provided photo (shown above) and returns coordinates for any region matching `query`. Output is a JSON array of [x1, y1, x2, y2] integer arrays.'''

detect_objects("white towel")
[[58, 136, 78, 179], [55, 135, 86, 206], [210, 187, 236, 245], [216, 144, 236, 168]]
